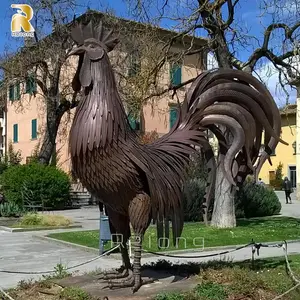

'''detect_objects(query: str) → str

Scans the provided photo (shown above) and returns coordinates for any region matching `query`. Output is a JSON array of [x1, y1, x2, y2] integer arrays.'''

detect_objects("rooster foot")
[[102, 269, 155, 293], [96, 266, 129, 280]]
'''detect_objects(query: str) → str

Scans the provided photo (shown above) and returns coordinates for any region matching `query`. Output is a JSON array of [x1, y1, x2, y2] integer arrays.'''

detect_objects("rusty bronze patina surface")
[[68, 20, 285, 293]]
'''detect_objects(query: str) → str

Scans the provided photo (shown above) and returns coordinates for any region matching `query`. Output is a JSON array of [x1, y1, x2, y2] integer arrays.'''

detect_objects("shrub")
[[0, 202, 25, 217], [0, 162, 71, 209], [182, 151, 212, 222], [59, 287, 90, 300], [270, 162, 284, 190], [16, 213, 72, 227], [182, 176, 281, 221], [182, 179, 208, 222], [235, 182, 281, 218], [269, 178, 283, 190]]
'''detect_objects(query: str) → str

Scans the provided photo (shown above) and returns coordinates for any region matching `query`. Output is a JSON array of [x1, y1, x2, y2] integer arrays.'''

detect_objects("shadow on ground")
[[55, 268, 198, 300], [52, 257, 291, 299]]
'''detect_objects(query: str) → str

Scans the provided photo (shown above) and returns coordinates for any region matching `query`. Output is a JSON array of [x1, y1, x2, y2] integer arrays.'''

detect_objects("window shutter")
[[31, 119, 37, 139], [9, 85, 14, 101], [32, 75, 37, 92], [169, 107, 178, 129], [26, 75, 37, 94], [170, 63, 182, 86], [127, 112, 140, 131], [13, 124, 18, 143], [15, 82, 20, 100], [26, 77, 31, 93], [128, 52, 141, 77]]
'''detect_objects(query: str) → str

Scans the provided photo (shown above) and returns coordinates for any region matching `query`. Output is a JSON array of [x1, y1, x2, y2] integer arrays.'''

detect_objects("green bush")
[[0, 202, 25, 217], [269, 178, 283, 190], [235, 182, 281, 218], [182, 179, 211, 222], [182, 151, 213, 222], [270, 162, 284, 190], [182, 177, 281, 221], [0, 162, 71, 210]]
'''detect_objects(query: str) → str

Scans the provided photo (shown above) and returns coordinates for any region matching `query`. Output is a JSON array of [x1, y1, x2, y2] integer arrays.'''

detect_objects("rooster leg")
[[104, 193, 155, 292], [104, 234, 155, 291], [97, 242, 131, 280], [97, 208, 132, 280]]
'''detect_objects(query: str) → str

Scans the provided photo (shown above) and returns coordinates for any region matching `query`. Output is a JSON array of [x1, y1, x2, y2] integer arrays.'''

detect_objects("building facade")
[[258, 104, 297, 187], [4, 13, 206, 174]]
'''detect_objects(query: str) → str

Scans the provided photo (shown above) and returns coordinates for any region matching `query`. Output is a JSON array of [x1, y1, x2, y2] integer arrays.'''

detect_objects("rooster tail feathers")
[[177, 68, 286, 188], [147, 68, 284, 247]]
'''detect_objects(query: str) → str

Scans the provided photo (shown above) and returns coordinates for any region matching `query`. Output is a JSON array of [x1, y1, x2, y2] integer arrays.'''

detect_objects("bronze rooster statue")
[[68, 20, 286, 292]]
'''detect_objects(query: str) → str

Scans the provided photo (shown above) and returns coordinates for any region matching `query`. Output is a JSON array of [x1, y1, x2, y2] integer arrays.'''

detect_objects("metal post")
[[99, 209, 103, 255], [128, 239, 132, 258]]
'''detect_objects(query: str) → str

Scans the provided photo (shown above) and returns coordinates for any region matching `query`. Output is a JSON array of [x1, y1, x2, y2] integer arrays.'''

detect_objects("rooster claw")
[[101, 270, 156, 293], [132, 278, 156, 293]]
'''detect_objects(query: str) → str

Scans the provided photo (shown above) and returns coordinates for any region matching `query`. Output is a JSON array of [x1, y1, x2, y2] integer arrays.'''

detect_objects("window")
[[9, 85, 14, 101], [9, 82, 20, 101], [15, 82, 20, 100], [292, 141, 296, 155], [128, 51, 141, 77], [170, 63, 182, 86], [169, 106, 178, 129], [31, 119, 37, 139], [13, 124, 18, 143], [26, 75, 37, 94], [127, 112, 140, 131]]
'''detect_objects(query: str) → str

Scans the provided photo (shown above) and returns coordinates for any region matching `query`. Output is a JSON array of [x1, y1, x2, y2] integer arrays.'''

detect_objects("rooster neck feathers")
[[68, 20, 132, 157]]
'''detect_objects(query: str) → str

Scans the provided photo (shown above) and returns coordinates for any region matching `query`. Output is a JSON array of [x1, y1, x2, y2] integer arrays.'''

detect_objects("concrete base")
[[0, 224, 82, 232], [55, 269, 198, 299]]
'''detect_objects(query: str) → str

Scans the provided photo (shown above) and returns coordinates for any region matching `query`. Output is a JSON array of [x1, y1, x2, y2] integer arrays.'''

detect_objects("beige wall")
[[143, 52, 203, 134], [6, 88, 46, 163], [6, 46, 204, 174], [258, 114, 296, 184]]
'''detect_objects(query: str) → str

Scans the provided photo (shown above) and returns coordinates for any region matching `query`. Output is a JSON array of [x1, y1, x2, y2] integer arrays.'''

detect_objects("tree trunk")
[[210, 156, 236, 228], [38, 130, 57, 165], [38, 97, 63, 165], [49, 143, 57, 166]]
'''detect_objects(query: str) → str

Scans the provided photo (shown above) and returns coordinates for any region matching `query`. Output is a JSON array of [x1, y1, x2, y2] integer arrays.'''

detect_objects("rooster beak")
[[68, 46, 85, 57]]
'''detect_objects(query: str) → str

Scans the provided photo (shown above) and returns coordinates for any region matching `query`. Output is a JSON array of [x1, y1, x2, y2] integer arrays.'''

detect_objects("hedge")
[[0, 162, 71, 210]]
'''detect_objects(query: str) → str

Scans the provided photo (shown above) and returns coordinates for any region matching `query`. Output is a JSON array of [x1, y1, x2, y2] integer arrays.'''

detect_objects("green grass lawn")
[[48, 216, 300, 252]]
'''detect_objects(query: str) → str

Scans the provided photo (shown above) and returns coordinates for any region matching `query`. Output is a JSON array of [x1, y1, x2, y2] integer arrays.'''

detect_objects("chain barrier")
[[271, 241, 300, 300], [0, 244, 120, 275], [142, 241, 255, 259], [1, 240, 300, 299]]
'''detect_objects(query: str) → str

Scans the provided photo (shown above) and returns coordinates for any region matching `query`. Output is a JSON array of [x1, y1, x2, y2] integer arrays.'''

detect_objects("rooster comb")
[[70, 20, 119, 52]]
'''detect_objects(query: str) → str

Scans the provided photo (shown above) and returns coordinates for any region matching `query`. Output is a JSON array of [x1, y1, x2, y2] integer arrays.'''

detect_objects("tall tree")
[[1, 1, 189, 166], [1, 0, 80, 165], [125, 0, 300, 227]]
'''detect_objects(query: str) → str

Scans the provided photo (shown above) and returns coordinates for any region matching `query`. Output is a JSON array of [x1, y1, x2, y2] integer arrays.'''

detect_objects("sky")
[[1, 0, 298, 107]]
